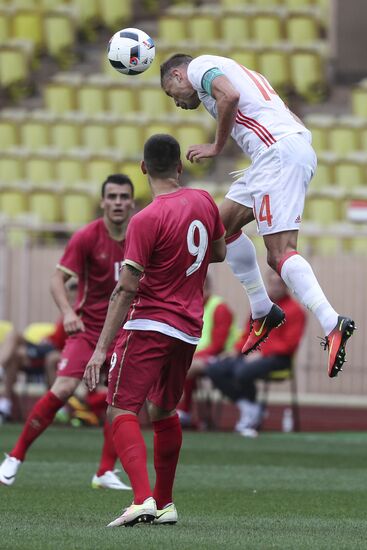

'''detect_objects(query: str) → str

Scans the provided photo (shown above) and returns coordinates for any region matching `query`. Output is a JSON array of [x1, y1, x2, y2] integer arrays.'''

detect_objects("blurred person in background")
[[177, 275, 238, 428], [0, 174, 134, 491], [161, 53, 355, 378], [192, 271, 306, 438]]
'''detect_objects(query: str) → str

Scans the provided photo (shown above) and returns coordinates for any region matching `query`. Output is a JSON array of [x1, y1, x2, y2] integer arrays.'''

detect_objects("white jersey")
[[187, 55, 311, 161]]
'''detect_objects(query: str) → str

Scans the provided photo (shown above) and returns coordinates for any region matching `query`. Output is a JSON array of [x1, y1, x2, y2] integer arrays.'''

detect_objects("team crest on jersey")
[[58, 358, 68, 371]]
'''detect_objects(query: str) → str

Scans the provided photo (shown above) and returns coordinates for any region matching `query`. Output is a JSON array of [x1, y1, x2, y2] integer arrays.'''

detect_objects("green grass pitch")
[[1, 425, 367, 549]]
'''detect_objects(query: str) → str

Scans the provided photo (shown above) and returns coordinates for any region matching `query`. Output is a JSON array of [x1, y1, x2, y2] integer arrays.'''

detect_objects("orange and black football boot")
[[241, 304, 285, 355], [321, 316, 356, 378]]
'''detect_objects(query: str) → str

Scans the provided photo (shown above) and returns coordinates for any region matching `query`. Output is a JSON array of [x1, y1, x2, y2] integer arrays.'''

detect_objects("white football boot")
[[0, 454, 22, 486], [107, 497, 156, 527], [154, 503, 178, 525], [92, 469, 131, 490]]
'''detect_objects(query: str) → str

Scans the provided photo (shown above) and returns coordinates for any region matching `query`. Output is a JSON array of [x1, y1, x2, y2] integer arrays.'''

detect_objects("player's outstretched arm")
[[50, 268, 85, 335], [186, 76, 239, 163], [83, 263, 141, 391]]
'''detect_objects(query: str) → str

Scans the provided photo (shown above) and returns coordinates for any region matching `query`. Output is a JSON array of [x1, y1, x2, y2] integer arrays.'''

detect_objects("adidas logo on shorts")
[[294, 215, 301, 223]]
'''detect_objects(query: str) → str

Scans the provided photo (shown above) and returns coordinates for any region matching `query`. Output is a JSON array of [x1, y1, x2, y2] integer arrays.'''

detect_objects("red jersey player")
[[0, 174, 135, 490], [84, 134, 226, 527]]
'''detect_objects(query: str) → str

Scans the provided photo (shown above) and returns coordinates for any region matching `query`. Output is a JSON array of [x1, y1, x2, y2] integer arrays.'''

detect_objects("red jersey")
[[235, 295, 306, 357], [123, 188, 224, 342], [57, 218, 125, 338]]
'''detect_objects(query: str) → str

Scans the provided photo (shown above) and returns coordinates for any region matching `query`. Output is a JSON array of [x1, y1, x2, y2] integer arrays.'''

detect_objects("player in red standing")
[[0, 174, 134, 490], [160, 54, 355, 377], [84, 134, 226, 527]]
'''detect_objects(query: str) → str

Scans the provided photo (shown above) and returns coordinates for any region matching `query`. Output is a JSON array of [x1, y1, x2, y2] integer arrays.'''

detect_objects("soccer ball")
[[107, 27, 155, 76]]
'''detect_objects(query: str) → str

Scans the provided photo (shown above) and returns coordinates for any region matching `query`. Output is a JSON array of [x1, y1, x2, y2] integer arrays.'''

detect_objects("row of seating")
[[159, 10, 324, 48], [352, 81, 367, 119], [305, 114, 367, 154]]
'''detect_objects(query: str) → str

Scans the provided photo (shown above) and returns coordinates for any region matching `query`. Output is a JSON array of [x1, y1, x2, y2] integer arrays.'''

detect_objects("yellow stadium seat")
[[352, 87, 367, 118], [44, 81, 77, 113], [189, 15, 219, 45], [329, 126, 360, 156], [70, 0, 100, 28], [20, 120, 50, 150], [23, 322, 56, 344], [55, 151, 88, 186], [106, 85, 138, 115], [310, 157, 334, 190], [85, 153, 120, 186], [289, 49, 324, 101], [0, 9, 10, 43], [257, 48, 289, 90], [312, 235, 340, 255], [43, 9, 76, 60], [51, 118, 81, 151], [119, 161, 150, 203], [0, 118, 18, 149], [334, 157, 367, 190], [286, 14, 319, 46], [144, 122, 174, 143], [98, 0, 132, 29], [221, 15, 252, 46], [304, 197, 341, 225], [0, 45, 29, 88], [81, 121, 111, 151], [62, 191, 95, 225], [77, 81, 107, 115], [0, 320, 13, 344], [230, 47, 258, 71], [349, 236, 367, 255], [29, 190, 60, 223], [304, 114, 334, 153], [25, 152, 56, 185], [360, 125, 367, 151], [0, 187, 28, 218], [12, 9, 43, 49], [158, 16, 187, 45], [0, 151, 25, 182], [252, 13, 283, 46], [138, 86, 171, 116], [111, 122, 144, 158]]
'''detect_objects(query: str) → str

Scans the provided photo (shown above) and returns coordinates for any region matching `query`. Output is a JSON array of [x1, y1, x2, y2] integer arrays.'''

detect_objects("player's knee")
[[51, 377, 78, 402], [147, 401, 174, 422]]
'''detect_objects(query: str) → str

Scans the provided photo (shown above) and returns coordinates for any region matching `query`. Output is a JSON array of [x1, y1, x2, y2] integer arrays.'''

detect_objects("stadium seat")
[[43, 8, 76, 62], [23, 322, 56, 344], [0, 118, 18, 149], [349, 236, 367, 255], [252, 13, 283, 46], [0, 320, 13, 344], [25, 152, 56, 185], [310, 156, 334, 190], [0, 187, 28, 218], [230, 47, 259, 71], [62, 191, 95, 225], [70, 0, 101, 29], [144, 122, 174, 142], [111, 122, 144, 158], [44, 81, 77, 113], [334, 156, 367, 190], [0, 8, 10, 43], [55, 150, 90, 187], [221, 15, 252, 46], [81, 121, 111, 151], [158, 16, 187, 45], [85, 153, 120, 186], [77, 81, 107, 115], [138, 86, 172, 116], [312, 235, 340, 255], [29, 190, 60, 223], [360, 125, 367, 152], [0, 151, 25, 182], [304, 197, 341, 225], [119, 161, 151, 203], [106, 85, 138, 115], [12, 9, 43, 49], [189, 15, 219, 45], [98, 0, 132, 29], [289, 49, 325, 101], [20, 119, 50, 151], [352, 86, 367, 118], [51, 118, 81, 151], [0, 44, 30, 89], [286, 14, 320, 46], [304, 114, 334, 153], [257, 48, 289, 90], [329, 125, 360, 156]]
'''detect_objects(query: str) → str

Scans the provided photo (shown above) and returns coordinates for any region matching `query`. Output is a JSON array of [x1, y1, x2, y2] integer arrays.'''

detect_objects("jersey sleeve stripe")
[[56, 264, 78, 278], [123, 259, 144, 272]]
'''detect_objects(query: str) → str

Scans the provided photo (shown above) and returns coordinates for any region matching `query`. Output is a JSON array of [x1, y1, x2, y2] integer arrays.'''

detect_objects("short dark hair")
[[160, 53, 193, 87], [101, 173, 134, 198], [144, 134, 181, 179]]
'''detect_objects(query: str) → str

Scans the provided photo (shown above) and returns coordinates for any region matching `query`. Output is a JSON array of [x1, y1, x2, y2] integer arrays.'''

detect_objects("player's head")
[[100, 173, 135, 225], [142, 134, 182, 180], [160, 54, 201, 110]]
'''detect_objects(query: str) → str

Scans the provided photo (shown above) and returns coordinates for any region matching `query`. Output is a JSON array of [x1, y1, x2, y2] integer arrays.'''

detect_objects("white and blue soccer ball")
[[107, 27, 155, 76]]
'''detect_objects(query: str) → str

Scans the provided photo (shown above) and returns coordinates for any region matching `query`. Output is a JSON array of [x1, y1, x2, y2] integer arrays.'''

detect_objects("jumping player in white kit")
[[160, 53, 355, 378]]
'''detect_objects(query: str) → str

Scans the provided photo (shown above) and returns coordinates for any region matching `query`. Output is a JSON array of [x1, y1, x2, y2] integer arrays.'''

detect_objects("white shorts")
[[226, 133, 317, 236]]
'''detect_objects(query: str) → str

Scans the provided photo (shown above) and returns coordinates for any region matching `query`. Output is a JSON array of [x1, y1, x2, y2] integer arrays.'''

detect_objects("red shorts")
[[56, 333, 114, 380], [107, 330, 196, 414]]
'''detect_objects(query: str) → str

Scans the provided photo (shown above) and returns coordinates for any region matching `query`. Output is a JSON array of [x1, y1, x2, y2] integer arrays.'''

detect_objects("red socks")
[[153, 414, 182, 509], [178, 378, 196, 413], [112, 414, 152, 504], [10, 391, 64, 461], [96, 419, 117, 477]]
